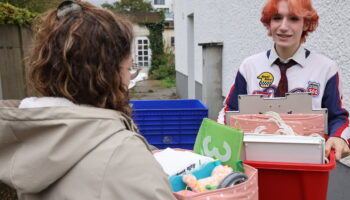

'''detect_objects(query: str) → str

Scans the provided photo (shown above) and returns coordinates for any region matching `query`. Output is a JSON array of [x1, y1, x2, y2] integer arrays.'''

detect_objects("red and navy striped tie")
[[274, 59, 297, 97]]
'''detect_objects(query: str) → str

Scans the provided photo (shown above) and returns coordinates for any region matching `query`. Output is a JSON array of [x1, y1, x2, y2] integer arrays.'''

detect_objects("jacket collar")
[[266, 45, 310, 67]]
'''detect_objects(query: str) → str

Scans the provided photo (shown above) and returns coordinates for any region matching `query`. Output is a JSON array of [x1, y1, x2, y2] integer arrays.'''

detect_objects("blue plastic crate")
[[133, 119, 204, 125], [137, 123, 201, 131], [139, 129, 198, 135], [130, 99, 208, 110], [132, 114, 208, 121], [130, 99, 208, 149], [156, 144, 194, 150], [130, 99, 208, 117], [130, 99, 208, 125], [143, 134, 196, 145], [143, 133, 197, 150]]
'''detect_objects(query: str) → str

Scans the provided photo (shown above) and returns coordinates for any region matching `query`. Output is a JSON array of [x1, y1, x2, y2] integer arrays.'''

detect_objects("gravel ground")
[[129, 79, 178, 100]]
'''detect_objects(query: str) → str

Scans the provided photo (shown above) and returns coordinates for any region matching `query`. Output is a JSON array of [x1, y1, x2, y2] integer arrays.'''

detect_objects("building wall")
[[163, 28, 175, 53], [133, 24, 149, 39], [151, 0, 174, 21], [174, 0, 350, 111], [151, 0, 173, 12]]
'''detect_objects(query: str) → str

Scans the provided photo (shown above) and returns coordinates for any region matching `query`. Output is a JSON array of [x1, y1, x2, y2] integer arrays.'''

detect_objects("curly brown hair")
[[28, 1, 133, 115]]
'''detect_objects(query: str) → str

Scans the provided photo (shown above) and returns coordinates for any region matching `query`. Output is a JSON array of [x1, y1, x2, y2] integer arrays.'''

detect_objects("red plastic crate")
[[244, 151, 335, 200]]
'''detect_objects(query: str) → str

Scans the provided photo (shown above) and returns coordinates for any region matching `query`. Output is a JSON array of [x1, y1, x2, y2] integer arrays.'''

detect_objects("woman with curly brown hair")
[[0, 1, 176, 199]]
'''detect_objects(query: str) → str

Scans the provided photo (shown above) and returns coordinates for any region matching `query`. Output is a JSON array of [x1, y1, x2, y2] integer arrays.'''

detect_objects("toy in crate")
[[225, 93, 335, 200], [154, 149, 258, 200], [130, 99, 208, 149], [162, 119, 258, 200], [172, 161, 258, 200]]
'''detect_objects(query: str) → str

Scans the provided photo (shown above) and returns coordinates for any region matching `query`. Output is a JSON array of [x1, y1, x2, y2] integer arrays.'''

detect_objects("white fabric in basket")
[[154, 148, 214, 176]]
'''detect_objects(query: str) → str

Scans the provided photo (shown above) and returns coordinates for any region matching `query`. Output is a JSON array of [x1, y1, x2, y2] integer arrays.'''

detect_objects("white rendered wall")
[[163, 29, 175, 52], [174, 0, 350, 111]]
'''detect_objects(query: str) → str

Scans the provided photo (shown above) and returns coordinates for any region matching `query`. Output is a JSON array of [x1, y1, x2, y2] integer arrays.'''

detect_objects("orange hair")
[[260, 0, 319, 43]]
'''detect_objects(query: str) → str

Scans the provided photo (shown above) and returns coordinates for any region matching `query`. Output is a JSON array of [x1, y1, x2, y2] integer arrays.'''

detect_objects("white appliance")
[[242, 134, 325, 164]]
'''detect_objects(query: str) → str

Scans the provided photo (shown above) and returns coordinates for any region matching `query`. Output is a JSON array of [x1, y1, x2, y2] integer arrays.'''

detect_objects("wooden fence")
[[0, 24, 33, 100]]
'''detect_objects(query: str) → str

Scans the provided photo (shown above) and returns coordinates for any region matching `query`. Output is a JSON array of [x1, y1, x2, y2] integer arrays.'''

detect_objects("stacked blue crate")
[[130, 99, 208, 149]]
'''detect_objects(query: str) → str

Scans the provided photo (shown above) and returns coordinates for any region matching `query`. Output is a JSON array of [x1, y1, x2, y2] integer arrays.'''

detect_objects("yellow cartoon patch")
[[257, 72, 274, 88]]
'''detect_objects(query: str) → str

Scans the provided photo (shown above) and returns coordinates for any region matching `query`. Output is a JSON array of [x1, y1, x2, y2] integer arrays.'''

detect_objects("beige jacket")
[[0, 100, 176, 200]]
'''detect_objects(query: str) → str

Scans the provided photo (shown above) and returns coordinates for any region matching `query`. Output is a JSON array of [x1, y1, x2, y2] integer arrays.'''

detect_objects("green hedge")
[[0, 2, 37, 25]]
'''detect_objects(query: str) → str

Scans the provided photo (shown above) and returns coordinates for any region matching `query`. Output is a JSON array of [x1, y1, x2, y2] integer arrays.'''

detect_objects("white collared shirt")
[[220, 46, 350, 142], [239, 45, 336, 105]]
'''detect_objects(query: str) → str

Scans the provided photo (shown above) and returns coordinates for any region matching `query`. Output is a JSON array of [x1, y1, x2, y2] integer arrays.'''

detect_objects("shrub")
[[150, 52, 175, 80], [0, 2, 37, 25], [158, 77, 176, 88]]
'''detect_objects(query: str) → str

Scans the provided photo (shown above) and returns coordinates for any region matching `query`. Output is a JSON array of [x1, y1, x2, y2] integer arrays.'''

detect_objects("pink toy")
[[182, 165, 233, 192]]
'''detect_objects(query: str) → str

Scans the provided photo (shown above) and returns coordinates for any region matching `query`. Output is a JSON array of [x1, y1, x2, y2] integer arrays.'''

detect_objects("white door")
[[135, 37, 151, 67]]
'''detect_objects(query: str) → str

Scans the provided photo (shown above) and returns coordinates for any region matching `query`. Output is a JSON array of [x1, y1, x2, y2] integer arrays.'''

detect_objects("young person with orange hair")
[[218, 0, 350, 160]]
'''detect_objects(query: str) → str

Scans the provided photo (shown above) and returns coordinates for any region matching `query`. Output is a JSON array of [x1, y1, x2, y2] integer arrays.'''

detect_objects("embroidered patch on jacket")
[[253, 86, 277, 98], [257, 72, 274, 88], [252, 90, 271, 97], [307, 81, 320, 96], [290, 88, 307, 93]]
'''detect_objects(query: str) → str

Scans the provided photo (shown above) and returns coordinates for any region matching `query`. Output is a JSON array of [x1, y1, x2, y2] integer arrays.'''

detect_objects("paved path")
[[129, 79, 178, 100]]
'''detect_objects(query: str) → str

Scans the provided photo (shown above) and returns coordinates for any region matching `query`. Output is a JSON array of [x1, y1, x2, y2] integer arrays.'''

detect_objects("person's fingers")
[[325, 137, 350, 160], [328, 137, 350, 160], [341, 145, 350, 158], [334, 144, 342, 160], [325, 139, 333, 157], [325, 149, 330, 157]]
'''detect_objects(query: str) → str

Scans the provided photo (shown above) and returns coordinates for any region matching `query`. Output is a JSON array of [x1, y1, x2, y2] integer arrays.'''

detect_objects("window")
[[136, 37, 151, 67], [171, 36, 175, 47], [164, 21, 174, 29], [154, 0, 165, 5]]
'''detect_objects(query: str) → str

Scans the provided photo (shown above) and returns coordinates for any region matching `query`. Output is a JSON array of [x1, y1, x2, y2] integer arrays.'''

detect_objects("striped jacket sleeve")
[[322, 73, 350, 144], [217, 70, 247, 124]]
